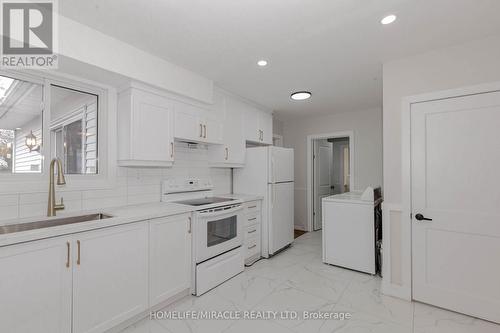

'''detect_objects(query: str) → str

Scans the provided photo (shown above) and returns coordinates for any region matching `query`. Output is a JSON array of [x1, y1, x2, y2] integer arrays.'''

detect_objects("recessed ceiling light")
[[381, 14, 397, 25], [257, 60, 268, 67], [290, 91, 312, 101]]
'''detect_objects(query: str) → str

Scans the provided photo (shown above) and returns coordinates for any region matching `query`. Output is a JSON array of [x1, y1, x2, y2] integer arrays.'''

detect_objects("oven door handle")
[[197, 205, 243, 218]]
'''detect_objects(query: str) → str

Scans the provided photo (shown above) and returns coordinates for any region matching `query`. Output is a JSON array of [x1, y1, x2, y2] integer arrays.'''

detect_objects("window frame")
[[0, 69, 116, 193]]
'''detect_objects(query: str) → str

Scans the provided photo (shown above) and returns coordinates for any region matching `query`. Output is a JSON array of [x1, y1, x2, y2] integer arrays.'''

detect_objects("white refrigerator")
[[234, 146, 294, 257]]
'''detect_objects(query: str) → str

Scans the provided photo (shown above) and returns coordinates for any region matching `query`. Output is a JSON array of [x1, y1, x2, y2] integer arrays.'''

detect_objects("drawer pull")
[[77, 240, 81, 265], [248, 217, 257, 221], [66, 242, 70, 268], [248, 229, 257, 234], [248, 205, 257, 209], [248, 244, 257, 250]]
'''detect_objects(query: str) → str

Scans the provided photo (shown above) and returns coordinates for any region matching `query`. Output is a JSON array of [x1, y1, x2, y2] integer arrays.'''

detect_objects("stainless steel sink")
[[0, 213, 113, 235]]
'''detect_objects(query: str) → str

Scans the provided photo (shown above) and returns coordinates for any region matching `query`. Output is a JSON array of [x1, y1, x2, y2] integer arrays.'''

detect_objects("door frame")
[[394, 80, 500, 301], [306, 131, 354, 232]]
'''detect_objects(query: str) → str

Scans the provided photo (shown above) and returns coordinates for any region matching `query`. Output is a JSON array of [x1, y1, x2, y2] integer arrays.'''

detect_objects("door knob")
[[415, 213, 432, 221]]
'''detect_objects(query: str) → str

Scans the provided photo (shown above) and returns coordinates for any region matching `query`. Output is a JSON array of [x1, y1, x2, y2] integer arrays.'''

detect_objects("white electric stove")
[[161, 178, 244, 296]]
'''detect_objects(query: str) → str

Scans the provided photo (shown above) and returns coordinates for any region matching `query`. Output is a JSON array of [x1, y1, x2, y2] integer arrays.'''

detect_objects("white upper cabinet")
[[174, 101, 222, 144], [243, 106, 273, 145], [260, 111, 273, 145], [118, 87, 175, 167], [208, 92, 246, 167]]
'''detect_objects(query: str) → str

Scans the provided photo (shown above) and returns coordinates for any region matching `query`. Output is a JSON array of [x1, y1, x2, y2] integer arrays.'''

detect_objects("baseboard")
[[106, 289, 190, 332], [294, 225, 307, 231], [381, 279, 412, 301]]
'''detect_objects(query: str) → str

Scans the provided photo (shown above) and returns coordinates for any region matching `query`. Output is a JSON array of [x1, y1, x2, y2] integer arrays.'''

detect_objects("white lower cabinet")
[[0, 237, 72, 333], [149, 214, 192, 307], [0, 214, 192, 333], [72, 222, 149, 333], [243, 200, 263, 265]]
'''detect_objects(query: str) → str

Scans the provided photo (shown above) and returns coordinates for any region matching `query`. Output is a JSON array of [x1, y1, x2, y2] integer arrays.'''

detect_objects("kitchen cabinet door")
[[150, 214, 192, 306], [209, 93, 246, 166], [72, 222, 148, 333], [118, 88, 174, 166], [204, 112, 223, 144], [0, 237, 72, 333], [175, 101, 222, 144], [243, 105, 261, 143], [174, 102, 204, 142], [259, 111, 273, 145]]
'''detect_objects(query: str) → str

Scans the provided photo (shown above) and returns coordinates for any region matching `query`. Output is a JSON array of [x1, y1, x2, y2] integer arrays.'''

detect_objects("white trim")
[[399, 80, 500, 301], [306, 131, 354, 232]]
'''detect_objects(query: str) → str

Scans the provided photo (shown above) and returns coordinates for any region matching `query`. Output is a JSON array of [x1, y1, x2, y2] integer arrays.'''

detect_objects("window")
[[50, 85, 98, 174], [0, 75, 43, 174], [0, 70, 107, 189]]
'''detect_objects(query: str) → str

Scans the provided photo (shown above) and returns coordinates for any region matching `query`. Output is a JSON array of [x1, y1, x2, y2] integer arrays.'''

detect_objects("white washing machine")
[[322, 187, 382, 275]]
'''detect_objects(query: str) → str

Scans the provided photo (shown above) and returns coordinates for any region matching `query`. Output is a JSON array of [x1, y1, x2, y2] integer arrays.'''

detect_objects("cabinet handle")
[[188, 217, 192, 234], [248, 229, 257, 234], [66, 241, 70, 268], [203, 124, 207, 138], [225, 147, 229, 160], [199, 124, 203, 137], [77, 240, 81, 265], [248, 205, 257, 209], [248, 217, 257, 221], [170, 142, 174, 158], [248, 244, 257, 250]]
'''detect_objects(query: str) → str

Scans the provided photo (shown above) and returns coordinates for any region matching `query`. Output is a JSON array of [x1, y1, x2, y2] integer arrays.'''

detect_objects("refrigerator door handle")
[[271, 157, 275, 183], [272, 185, 276, 207]]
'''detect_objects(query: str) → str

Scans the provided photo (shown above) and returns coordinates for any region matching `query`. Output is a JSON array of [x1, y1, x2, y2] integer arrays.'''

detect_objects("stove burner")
[[174, 197, 236, 206]]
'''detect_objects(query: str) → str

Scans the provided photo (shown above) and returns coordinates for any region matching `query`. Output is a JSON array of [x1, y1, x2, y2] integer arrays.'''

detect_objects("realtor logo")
[[1, 0, 58, 68]]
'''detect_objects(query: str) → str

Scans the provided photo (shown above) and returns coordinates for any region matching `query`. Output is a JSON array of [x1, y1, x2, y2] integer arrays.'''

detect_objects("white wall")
[[58, 15, 213, 103], [382, 34, 500, 295], [282, 108, 383, 230]]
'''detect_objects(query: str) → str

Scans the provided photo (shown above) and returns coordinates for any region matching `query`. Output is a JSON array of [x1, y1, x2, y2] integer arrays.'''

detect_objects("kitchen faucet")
[[47, 158, 66, 217]]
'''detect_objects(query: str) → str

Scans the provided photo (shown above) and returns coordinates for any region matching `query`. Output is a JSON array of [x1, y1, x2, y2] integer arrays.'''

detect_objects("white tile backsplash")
[[2, 144, 232, 220]]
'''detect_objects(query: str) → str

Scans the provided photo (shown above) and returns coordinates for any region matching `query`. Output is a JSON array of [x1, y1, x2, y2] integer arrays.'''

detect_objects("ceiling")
[[59, 0, 500, 118]]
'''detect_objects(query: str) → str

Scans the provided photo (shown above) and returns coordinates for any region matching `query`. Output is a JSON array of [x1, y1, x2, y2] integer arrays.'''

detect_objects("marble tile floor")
[[120, 231, 500, 333]]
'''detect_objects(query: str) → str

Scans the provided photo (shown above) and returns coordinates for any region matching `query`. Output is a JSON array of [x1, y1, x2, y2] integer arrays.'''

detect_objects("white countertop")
[[0, 193, 263, 247], [218, 193, 263, 202]]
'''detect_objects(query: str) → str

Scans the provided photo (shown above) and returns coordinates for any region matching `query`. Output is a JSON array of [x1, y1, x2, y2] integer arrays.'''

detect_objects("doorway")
[[307, 131, 354, 232]]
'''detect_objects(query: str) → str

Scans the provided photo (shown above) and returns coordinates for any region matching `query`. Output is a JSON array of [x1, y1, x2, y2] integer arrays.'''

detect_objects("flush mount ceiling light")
[[381, 14, 397, 25], [257, 60, 268, 67], [290, 91, 312, 101]]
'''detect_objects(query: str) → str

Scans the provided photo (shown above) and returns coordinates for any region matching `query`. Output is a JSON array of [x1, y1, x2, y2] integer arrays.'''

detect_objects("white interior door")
[[331, 138, 350, 194], [313, 140, 333, 230], [411, 90, 500, 323]]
